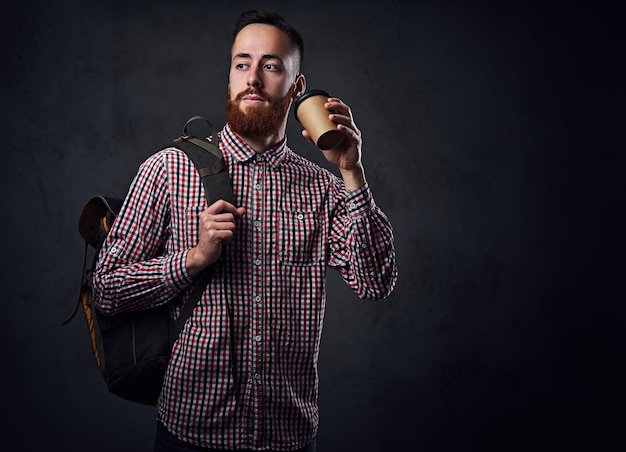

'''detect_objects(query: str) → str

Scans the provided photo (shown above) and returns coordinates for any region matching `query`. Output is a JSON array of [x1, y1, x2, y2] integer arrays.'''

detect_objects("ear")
[[292, 73, 307, 99]]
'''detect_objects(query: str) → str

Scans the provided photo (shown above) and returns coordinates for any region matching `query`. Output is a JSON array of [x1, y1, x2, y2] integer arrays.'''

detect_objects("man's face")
[[227, 24, 303, 138]]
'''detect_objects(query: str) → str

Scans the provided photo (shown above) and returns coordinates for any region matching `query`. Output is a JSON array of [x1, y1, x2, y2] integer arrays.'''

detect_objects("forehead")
[[231, 23, 296, 60]]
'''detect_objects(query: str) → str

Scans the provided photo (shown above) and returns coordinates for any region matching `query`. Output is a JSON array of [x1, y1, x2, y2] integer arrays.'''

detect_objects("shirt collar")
[[219, 123, 289, 169]]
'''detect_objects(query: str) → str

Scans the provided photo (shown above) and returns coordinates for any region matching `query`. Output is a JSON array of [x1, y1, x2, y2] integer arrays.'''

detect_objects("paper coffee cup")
[[294, 89, 344, 149]]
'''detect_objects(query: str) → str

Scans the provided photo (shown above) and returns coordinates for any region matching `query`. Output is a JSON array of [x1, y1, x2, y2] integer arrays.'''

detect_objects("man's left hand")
[[301, 97, 366, 191]]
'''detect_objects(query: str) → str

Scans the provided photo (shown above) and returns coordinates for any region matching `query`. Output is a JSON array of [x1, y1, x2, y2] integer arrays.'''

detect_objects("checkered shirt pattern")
[[93, 124, 397, 450]]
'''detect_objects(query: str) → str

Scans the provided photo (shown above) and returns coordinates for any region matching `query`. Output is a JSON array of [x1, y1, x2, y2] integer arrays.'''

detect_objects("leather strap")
[[171, 117, 234, 330]]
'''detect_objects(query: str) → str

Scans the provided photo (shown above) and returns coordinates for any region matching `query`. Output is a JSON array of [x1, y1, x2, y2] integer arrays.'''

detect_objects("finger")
[[331, 115, 361, 142], [326, 98, 351, 115], [326, 97, 345, 106], [301, 129, 315, 144], [205, 199, 242, 216], [336, 123, 360, 142], [209, 223, 237, 235], [200, 208, 246, 232], [210, 207, 247, 223], [200, 222, 237, 244], [211, 212, 239, 224], [329, 113, 354, 128]]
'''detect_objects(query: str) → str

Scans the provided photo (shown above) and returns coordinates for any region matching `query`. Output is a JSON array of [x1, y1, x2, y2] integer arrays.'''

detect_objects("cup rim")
[[293, 89, 331, 123]]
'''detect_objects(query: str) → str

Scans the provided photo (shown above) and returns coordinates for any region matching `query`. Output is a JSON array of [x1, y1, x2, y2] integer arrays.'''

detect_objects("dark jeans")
[[154, 421, 316, 452]]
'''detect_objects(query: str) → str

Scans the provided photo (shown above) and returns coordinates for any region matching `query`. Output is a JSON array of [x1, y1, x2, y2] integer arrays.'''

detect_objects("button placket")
[[250, 155, 265, 438]]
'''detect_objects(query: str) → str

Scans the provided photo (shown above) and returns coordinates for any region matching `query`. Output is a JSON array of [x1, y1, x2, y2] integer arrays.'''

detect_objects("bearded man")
[[93, 9, 397, 452]]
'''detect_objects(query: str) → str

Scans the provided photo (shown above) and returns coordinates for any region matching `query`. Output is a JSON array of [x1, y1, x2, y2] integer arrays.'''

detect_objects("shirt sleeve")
[[328, 180, 398, 300], [92, 151, 193, 315]]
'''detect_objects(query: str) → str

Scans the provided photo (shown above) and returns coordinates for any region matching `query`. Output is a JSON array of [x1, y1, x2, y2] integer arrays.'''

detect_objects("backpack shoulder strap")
[[168, 116, 234, 330], [172, 116, 234, 206]]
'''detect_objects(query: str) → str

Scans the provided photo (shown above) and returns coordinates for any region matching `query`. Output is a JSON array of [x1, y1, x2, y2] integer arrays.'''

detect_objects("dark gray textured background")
[[2, 0, 624, 450]]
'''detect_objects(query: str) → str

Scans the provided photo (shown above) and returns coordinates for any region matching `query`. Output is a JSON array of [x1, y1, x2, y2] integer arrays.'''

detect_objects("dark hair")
[[233, 9, 304, 69]]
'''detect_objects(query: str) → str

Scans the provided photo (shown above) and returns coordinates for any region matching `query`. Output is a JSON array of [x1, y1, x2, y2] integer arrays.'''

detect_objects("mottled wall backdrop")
[[1, 0, 624, 451]]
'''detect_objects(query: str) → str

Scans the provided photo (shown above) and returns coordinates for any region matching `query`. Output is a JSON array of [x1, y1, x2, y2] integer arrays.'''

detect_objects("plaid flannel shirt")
[[93, 124, 397, 450]]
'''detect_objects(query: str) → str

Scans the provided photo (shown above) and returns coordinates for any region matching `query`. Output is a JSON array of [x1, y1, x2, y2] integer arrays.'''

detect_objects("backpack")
[[62, 116, 233, 405]]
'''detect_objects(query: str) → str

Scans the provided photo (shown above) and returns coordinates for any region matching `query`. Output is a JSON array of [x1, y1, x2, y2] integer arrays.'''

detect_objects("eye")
[[264, 63, 281, 72], [235, 62, 249, 70]]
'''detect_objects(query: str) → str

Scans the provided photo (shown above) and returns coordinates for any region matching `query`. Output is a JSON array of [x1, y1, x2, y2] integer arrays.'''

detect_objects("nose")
[[247, 64, 263, 89]]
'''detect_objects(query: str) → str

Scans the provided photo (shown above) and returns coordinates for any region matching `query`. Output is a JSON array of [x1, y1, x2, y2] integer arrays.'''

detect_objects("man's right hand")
[[186, 199, 246, 277]]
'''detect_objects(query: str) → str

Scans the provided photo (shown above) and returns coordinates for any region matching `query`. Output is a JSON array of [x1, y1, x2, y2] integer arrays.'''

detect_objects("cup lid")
[[293, 89, 331, 123]]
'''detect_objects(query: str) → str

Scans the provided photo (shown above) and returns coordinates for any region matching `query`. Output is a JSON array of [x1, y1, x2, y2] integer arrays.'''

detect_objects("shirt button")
[[254, 184, 261, 191], [254, 295, 262, 303], [110, 246, 118, 254], [254, 259, 261, 266], [297, 213, 304, 220], [254, 335, 262, 342], [254, 220, 261, 228], [349, 202, 356, 210], [254, 373, 261, 380]]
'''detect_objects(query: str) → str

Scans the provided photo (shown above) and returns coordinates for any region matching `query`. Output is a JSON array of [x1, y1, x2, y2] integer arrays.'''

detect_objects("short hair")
[[233, 9, 304, 69]]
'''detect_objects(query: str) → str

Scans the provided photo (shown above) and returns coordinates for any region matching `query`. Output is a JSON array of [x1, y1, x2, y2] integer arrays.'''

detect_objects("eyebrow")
[[233, 52, 285, 63]]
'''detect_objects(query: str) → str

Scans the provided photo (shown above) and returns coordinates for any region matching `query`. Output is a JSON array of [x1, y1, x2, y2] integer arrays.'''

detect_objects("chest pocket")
[[279, 210, 324, 266]]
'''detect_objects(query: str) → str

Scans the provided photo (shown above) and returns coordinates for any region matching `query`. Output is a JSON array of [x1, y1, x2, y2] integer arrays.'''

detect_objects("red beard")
[[226, 86, 294, 138]]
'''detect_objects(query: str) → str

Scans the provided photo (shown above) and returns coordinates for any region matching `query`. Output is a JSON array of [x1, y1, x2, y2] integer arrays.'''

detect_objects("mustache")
[[235, 87, 269, 102]]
